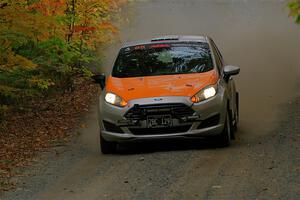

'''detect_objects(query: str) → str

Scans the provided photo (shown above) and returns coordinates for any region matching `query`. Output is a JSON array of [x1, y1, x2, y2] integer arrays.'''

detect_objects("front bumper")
[[101, 124, 224, 142], [98, 90, 227, 142]]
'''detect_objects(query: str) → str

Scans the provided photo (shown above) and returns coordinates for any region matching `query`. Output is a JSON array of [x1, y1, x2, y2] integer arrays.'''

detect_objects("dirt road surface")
[[2, 0, 300, 199]]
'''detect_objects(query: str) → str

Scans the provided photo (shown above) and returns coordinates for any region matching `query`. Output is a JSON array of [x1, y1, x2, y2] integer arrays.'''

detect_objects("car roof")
[[122, 35, 209, 48]]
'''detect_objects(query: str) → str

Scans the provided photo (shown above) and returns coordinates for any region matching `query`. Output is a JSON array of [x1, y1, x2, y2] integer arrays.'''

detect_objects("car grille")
[[124, 103, 195, 120], [129, 125, 192, 135]]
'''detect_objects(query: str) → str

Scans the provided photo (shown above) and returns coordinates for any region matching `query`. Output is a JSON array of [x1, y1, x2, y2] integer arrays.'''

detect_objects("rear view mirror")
[[223, 65, 240, 81], [91, 74, 106, 90]]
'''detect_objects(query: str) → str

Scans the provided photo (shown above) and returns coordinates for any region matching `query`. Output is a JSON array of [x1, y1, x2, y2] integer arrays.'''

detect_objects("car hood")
[[106, 70, 219, 101]]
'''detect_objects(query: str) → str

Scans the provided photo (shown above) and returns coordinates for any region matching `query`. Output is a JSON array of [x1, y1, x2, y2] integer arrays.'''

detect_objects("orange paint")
[[106, 70, 219, 101], [191, 96, 200, 103]]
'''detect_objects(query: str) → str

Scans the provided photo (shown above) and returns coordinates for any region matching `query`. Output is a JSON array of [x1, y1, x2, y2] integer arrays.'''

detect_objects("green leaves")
[[288, 0, 300, 24]]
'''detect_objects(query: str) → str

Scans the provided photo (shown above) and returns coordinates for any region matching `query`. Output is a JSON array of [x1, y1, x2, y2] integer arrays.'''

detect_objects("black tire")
[[100, 134, 117, 154], [233, 92, 239, 131], [230, 108, 236, 140], [217, 111, 233, 147]]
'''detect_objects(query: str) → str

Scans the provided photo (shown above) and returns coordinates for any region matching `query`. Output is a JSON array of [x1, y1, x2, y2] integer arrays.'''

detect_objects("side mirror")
[[223, 65, 240, 81], [91, 74, 106, 90]]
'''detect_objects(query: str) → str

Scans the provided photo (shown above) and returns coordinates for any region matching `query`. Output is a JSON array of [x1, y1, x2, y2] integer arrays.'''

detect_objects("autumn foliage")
[[288, 0, 300, 24], [0, 0, 125, 114]]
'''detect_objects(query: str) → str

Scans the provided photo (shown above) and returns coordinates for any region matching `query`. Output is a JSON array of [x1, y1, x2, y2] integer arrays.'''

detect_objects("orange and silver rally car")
[[93, 35, 240, 154]]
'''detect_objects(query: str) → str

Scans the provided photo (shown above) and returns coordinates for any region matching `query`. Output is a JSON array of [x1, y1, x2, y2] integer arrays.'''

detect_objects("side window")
[[210, 40, 223, 74], [212, 41, 224, 66]]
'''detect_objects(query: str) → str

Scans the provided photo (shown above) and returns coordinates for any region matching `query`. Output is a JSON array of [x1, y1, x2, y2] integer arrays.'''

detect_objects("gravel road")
[[2, 0, 300, 199]]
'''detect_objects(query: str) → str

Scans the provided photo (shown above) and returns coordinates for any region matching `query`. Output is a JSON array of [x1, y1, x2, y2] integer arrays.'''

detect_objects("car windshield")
[[112, 42, 213, 78]]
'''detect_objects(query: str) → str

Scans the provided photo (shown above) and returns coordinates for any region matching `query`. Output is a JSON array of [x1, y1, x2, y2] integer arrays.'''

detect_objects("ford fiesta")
[[92, 35, 240, 154]]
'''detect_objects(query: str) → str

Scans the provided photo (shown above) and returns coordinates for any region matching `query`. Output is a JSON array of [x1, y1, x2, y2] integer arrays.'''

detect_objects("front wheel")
[[217, 111, 233, 147], [100, 134, 117, 154], [233, 92, 239, 132]]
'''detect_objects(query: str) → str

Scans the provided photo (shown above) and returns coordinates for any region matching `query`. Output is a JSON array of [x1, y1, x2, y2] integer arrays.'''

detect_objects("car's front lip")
[[101, 124, 224, 142]]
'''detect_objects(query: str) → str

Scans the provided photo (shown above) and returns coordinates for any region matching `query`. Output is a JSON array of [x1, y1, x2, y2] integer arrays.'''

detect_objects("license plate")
[[147, 115, 172, 128]]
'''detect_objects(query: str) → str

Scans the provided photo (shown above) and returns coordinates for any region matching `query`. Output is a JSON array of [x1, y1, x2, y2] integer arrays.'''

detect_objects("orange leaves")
[[0, 0, 124, 80], [0, 1, 61, 42], [73, 26, 97, 33], [29, 0, 66, 16], [99, 22, 119, 35], [63, 0, 121, 50]]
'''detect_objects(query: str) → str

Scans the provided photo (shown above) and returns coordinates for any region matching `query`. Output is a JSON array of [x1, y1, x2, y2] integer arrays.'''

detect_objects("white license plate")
[[147, 115, 172, 128]]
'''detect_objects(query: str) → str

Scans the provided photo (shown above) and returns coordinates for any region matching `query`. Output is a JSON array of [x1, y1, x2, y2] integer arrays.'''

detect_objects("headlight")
[[105, 92, 127, 107], [191, 85, 217, 103]]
